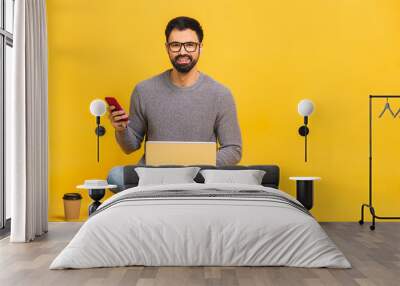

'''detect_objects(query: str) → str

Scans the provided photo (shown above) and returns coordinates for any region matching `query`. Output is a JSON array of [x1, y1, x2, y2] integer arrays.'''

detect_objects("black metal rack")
[[359, 95, 400, 230]]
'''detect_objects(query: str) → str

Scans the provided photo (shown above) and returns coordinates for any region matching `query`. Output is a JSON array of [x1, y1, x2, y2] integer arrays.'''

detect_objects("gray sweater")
[[115, 69, 242, 166]]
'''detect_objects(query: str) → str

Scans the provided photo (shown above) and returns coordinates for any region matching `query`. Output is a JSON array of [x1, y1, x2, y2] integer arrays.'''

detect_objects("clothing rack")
[[359, 95, 400, 230]]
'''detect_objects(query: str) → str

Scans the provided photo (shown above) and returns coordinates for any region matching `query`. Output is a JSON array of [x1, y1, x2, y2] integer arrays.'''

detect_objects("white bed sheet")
[[50, 183, 351, 269]]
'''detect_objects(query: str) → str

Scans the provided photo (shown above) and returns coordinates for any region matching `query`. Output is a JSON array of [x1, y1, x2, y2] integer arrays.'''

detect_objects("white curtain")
[[8, 0, 48, 242]]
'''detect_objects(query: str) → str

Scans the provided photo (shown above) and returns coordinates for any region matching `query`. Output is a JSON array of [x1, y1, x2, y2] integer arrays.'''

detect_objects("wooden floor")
[[0, 222, 399, 286]]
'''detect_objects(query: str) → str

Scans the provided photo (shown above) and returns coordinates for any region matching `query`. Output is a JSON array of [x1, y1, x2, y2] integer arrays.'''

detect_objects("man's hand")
[[108, 105, 130, 131]]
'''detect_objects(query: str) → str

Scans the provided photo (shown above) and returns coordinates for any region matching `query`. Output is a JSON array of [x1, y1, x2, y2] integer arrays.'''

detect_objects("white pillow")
[[200, 169, 266, 185], [134, 167, 201, 186]]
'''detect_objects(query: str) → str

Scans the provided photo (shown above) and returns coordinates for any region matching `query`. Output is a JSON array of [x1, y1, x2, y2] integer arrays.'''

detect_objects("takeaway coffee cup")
[[63, 193, 82, 220]]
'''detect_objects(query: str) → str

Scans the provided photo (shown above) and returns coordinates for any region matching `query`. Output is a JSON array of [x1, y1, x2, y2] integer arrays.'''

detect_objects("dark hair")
[[165, 16, 204, 43]]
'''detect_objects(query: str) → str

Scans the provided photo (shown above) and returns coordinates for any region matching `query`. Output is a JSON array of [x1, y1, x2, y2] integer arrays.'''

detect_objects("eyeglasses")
[[166, 41, 200, 53]]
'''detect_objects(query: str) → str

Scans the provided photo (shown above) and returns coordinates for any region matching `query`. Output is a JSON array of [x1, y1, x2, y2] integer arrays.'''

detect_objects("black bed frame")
[[107, 165, 280, 194]]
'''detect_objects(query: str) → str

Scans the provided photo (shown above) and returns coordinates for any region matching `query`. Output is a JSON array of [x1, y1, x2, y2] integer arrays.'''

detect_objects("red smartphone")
[[105, 97, 128, 122]]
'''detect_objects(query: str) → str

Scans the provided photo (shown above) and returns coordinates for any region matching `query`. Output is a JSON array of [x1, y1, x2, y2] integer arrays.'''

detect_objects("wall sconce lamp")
[[297, 99, 315, 162], [89, 99, 107, 162]]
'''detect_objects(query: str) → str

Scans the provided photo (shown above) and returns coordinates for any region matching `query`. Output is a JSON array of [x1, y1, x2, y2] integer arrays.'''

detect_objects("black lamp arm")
[[297, 116, 310, 162], [94, 116, 106, 162]]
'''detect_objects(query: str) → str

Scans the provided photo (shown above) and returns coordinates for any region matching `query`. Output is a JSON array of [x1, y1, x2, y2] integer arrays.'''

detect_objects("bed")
[[49, 165, 351, 269]]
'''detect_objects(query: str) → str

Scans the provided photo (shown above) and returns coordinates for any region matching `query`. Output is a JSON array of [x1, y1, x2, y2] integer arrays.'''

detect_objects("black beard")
[[171, 55, 198, 73]]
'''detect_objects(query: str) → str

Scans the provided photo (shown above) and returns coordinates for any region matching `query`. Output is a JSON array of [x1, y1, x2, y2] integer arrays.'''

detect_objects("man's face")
[[166, 28, 202, 73]]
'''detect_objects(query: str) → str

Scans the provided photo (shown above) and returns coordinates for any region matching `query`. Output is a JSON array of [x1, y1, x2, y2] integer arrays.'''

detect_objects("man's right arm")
[[115, 86, 147, 154]]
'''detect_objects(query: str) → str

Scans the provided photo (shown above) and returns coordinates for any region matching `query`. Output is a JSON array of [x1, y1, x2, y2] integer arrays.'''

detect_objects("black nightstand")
[[77, 182, 117, 215], [289, 177, 321, 210]]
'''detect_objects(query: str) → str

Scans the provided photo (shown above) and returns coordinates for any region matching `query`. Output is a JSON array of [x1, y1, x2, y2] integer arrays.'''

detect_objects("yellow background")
[[47, 0, 400, 221]]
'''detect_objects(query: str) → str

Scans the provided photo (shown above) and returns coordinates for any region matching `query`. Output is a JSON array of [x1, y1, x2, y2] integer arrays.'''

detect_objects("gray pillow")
[[200, 169, 266, 185], [135, 167, 201, 186]]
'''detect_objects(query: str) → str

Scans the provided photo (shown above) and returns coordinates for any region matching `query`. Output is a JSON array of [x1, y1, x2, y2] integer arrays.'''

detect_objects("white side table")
[[289, 177, 321, 210], [77, 182, 117, 215]]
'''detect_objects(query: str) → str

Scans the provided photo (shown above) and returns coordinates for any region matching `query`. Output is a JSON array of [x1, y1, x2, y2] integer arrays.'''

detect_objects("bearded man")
[[108, 16, 242, 166]]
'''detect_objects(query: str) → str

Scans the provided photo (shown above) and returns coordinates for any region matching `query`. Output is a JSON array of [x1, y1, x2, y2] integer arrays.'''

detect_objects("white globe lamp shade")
[[298, 99, 314, 116], [90, 99, 106, 116]]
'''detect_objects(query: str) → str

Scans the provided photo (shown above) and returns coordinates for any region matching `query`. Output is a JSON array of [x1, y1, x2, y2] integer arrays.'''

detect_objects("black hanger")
[[394, 106, 400, 118], [378, 97, 395, 118]]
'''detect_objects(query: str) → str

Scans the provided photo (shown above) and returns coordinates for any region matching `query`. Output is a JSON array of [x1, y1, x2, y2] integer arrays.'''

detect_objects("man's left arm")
[[214, 90, 242, 166]]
